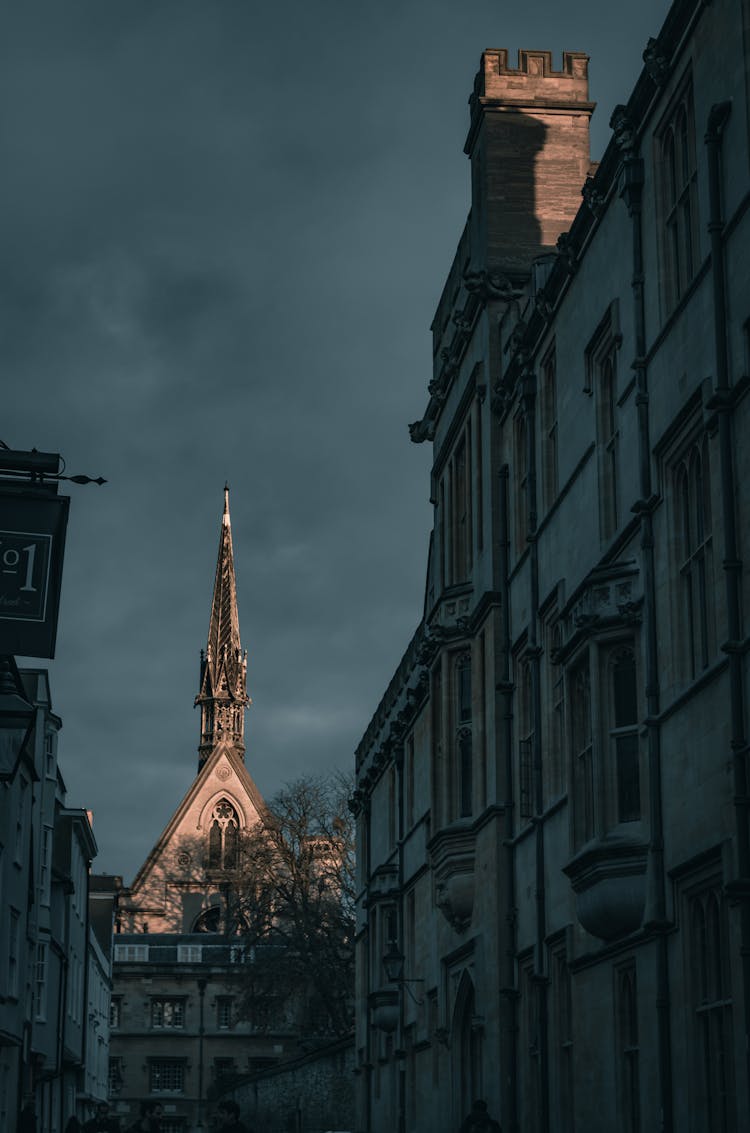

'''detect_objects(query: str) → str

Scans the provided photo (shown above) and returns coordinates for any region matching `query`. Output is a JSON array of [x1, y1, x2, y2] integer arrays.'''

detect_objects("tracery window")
[[207, 798, 240, 870]]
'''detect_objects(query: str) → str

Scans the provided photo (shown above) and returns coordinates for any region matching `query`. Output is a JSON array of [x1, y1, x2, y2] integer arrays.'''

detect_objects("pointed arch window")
[[207, 798, 240, 870]]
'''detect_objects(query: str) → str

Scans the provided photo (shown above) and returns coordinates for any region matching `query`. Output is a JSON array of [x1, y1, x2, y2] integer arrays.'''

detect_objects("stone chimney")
[[465, 49, 594, 278]]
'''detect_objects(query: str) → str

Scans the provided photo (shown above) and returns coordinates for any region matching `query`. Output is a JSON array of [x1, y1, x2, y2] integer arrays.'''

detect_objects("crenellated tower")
[[194, 485, 249, 771]]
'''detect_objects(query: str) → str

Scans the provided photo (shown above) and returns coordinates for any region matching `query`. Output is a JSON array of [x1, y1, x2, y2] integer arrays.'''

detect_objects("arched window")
[[207, 798, 240, 870]]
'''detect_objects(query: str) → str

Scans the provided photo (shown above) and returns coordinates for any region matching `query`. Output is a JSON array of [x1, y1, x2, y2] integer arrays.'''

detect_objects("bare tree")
[[228, 772, 355, 1039]]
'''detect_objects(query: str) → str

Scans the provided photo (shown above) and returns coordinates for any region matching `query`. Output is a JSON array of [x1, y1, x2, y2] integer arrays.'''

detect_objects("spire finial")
[[194, 487, 249, 773]]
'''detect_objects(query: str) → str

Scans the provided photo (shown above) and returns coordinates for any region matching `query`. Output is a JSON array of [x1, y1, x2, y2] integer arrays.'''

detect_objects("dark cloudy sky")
[[3, 0, 671, 881]]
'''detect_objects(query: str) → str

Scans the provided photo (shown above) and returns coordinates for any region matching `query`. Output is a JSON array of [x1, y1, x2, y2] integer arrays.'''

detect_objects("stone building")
[[0, 662, 108, 1133], [352, 0, 750, 1131], [109, 490, 295, 1132]]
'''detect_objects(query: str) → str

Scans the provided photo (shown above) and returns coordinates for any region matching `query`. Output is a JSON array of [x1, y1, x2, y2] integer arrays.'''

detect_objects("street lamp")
[[382, 941, 405, 984], [382, 943, 423, 1005], [0, 656, 35, 780]]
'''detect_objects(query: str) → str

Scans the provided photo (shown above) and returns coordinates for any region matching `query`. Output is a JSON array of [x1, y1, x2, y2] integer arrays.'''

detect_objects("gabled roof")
[[125, 739, 266, 898]]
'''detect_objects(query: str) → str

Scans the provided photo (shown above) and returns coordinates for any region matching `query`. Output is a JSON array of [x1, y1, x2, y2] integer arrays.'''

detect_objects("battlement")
[[472, 48, 590, 106]]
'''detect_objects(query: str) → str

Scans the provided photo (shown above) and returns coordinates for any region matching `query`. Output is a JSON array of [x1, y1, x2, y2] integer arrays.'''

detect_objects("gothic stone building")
[[109, 491, 295, 1132], [352, 0, 750, 1131]]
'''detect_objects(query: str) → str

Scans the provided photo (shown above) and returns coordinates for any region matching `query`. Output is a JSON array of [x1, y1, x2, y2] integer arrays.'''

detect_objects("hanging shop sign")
[[0, 487, 70, 658]]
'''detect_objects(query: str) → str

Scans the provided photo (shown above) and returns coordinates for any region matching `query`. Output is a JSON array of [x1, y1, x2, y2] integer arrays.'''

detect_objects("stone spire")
[[195, 485, 249, 772]]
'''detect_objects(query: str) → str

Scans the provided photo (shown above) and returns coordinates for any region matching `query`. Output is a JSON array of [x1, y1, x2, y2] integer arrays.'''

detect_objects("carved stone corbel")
[[642, 37, 669, 86], [610, 104, 636, 156], [581, 175, 606, 217], [463, 267, 523, 303], [556, 231, 577, 275]]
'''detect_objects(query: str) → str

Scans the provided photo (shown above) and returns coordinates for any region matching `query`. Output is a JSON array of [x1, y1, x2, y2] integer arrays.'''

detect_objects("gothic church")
[[107, 490, 293, 1133]]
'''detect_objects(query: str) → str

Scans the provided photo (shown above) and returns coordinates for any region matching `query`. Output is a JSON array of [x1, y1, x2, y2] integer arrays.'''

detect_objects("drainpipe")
[[612, 102, 673, 1132], [362, 797, 373, 1133], [705, 99, 750, 1116], [522, 367, 549, 1133], [394, 742, 406, 1133], [197, 977, 206, 1129], [497, 465, 519, 1133]]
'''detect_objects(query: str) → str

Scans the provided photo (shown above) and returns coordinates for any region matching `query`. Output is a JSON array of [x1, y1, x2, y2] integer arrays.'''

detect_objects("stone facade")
[[0, 664, 109, 1133], [353, 1, 750, 1131], [229, 1035, 355, 1133]]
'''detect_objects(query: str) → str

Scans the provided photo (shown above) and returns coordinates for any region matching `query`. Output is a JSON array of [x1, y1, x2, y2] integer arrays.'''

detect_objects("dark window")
[[149, 1060, 185, 1093], [616, 964, 640, 1133], [676, 437, 714, 680], [541, 346, 558, 511], [455, 653, 473, 818], [687, 884, 735, 1131], [570, 657, 593, 847], [217, 997, 233, 1029], [108, 1057, 123, 1097], [597, 350, 619, 541], [515, 412, 528, 555], [659, 84, 699, 310], [109, 998, 121, 1029], [519, 660, 534, 821], [610, 648, 640, 823]]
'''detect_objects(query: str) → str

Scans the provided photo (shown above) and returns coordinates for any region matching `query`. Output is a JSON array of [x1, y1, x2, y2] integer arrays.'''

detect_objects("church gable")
[[121, 738, 264, 932]]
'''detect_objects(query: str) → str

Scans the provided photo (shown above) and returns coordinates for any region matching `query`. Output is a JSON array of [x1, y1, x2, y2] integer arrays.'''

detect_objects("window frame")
[[151, 997, 186, 1030], [655, 76, 699, 313], [148, 1058, 186, 1095]]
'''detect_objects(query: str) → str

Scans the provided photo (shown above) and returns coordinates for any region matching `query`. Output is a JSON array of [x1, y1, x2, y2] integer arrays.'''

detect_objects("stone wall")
[[227, 1036, 355, 1133]]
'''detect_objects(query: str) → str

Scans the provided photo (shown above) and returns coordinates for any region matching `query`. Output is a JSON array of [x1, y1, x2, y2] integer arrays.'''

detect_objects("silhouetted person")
[[19, 1102, 37, 1133], [64, 1118, 83, 1133], [459, 1098, 501, 1133], [216, 1099, 253, 1133], [125, 1102, 162, 1132], [83, 1102, 119, 1133]]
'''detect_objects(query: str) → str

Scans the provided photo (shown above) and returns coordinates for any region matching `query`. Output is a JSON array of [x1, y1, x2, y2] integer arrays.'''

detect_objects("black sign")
[[0, 489, 70, 658]]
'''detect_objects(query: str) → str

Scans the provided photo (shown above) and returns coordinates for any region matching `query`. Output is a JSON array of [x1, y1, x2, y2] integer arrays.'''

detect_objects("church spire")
[[195, 485, 249, 772]]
